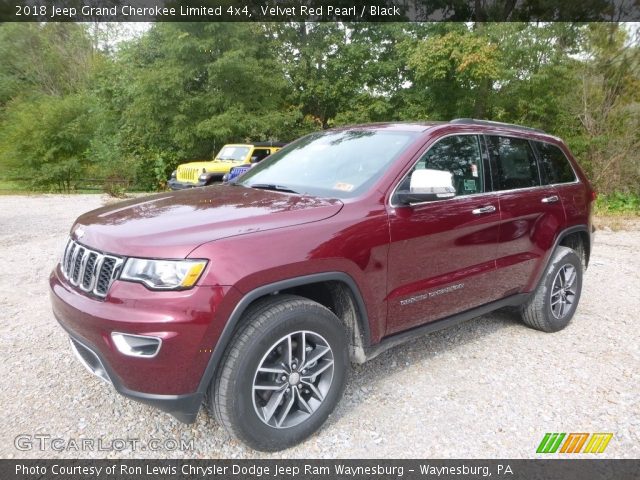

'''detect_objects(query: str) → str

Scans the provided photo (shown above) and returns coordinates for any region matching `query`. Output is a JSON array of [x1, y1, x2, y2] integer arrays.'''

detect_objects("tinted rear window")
[[535, 141, 576, 184]]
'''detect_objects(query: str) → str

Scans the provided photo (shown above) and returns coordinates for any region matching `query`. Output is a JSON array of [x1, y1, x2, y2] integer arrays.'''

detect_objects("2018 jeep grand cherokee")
[[50, 119, 595, 451]]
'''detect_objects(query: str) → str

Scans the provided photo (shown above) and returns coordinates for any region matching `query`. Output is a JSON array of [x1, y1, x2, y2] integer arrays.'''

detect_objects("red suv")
[[50, 120, 595, 451]]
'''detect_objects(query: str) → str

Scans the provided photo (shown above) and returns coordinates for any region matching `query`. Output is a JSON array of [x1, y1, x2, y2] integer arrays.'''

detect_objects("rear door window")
[[485, 136, 540, 190], [534, 141, 577, 184]]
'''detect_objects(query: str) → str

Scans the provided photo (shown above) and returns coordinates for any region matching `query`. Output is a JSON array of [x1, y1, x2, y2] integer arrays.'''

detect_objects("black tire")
[[521, 246, 583, 332], [209, 294, 349, 451]]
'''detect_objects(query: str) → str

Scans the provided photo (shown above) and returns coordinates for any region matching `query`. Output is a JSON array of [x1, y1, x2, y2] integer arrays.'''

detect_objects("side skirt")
[[364, 293, 529, 361]]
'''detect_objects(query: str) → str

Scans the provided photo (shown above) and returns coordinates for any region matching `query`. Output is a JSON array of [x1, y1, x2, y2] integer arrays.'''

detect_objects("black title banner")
[[1, 459, 639, 480], [2, 0, 640, 22]]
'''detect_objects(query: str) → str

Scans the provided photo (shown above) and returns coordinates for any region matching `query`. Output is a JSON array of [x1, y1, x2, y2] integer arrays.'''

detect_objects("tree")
[[0, 23, 101, 191], [0, 23, 94, 104], [83, 22, 301, 188], [0, 93, 99, 191], [566, 24, 640, 195], [408, 24, 501, 119], [0, 21, 637, 198]]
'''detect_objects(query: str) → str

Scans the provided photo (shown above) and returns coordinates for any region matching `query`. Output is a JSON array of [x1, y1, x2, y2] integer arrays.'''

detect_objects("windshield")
[[216, 146, 250, 161], [237, 130, 419, 198]]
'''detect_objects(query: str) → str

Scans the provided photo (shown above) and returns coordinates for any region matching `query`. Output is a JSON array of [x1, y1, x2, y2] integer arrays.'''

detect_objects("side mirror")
[[250, 156, 260, 164], [396, 169, 456, 205]]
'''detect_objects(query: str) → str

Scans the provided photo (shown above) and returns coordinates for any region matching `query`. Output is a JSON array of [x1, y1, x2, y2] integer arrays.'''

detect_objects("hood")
[[179, 160, 243, 174], [72, 186, 343, 258]]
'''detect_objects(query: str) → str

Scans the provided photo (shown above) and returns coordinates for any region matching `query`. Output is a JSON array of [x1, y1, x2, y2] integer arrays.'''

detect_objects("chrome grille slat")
[[76, 248, 91, 286], [96, 258, 116, 296], [80, 252, 98, 291], [62, 241, 72, 272], [60, 238, 123, 298], [65, 242, 77, 274], [85, 254, 103, 292], [71, 247, 85, 284]]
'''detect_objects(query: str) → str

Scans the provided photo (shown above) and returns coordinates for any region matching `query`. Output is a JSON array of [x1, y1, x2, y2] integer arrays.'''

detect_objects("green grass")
[[0, 179, 31, 194], [594, 192, 640, 216], [0, 178, 125, 195]]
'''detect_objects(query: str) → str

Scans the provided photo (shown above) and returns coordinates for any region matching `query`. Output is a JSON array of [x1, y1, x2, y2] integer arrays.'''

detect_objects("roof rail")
[[450, 118, 546, 134]]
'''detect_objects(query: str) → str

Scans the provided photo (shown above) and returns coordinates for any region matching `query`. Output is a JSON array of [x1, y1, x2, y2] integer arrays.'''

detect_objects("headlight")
[[120, 258, 207, 290], [171, 170, 177, 179], [199, 174, 209, 181]]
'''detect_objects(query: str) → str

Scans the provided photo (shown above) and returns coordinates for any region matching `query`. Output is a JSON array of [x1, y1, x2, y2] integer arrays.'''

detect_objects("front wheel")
[[209, 295, 349, 451], [521, 246, 583, 332]]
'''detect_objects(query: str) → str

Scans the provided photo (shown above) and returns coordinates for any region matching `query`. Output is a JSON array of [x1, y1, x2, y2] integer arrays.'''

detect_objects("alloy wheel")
[[252, 330, 334, 429], [550, 264, 577, 319]]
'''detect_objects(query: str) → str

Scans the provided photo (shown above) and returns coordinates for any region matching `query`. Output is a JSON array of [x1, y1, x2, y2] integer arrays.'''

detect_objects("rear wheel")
[[521, 246, 583, 332], [210, 295, 349, 451]]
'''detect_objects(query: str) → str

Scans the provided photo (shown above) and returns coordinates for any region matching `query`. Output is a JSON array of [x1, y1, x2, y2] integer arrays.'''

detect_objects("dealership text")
[[16, 464, 408, 477]]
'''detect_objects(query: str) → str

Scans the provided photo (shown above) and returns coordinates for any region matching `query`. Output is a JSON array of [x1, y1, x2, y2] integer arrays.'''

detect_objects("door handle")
[[541, 195, 559, 204], [471, 205, 496, 215]]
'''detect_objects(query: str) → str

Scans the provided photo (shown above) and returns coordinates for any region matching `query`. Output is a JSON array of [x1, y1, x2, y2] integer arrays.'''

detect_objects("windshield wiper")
[[249, 183, 299, 194]]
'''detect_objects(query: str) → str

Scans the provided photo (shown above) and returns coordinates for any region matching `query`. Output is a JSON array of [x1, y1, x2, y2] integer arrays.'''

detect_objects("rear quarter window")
[[535, 141, 577, 184]]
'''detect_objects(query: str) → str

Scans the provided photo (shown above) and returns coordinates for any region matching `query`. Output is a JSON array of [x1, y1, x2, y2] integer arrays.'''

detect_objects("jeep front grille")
[[177, 167, 200, 183], [61, 238, 124, 298]]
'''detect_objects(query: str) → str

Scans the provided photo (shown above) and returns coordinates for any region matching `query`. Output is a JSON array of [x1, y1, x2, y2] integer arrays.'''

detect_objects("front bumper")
[[65, 331, 202, 423], [49, 266, 239, 423], [167, 179, 202, 190], [168, 175, 223, 190]]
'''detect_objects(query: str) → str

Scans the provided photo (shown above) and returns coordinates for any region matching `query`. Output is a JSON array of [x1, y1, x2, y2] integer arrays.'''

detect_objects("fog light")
[[111, 332, 162, 358]]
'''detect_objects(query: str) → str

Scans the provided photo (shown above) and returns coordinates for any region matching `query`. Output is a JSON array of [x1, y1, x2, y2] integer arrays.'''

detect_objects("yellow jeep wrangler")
[[168, 142, 284, 190]]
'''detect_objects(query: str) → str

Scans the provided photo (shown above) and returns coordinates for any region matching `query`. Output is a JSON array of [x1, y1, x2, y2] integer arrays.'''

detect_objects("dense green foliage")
[[0, 22, 638, 204], [595, 192, 640, 215]]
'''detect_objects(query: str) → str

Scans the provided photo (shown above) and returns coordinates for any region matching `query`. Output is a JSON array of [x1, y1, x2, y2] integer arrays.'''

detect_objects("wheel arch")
[[529, 224, 591, 293], [197, 272, 371, 394], [558, 227, 591, 268]]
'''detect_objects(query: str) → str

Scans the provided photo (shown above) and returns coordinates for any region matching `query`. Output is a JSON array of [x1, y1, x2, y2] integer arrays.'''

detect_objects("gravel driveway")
[[0, 194, 638, 459]]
